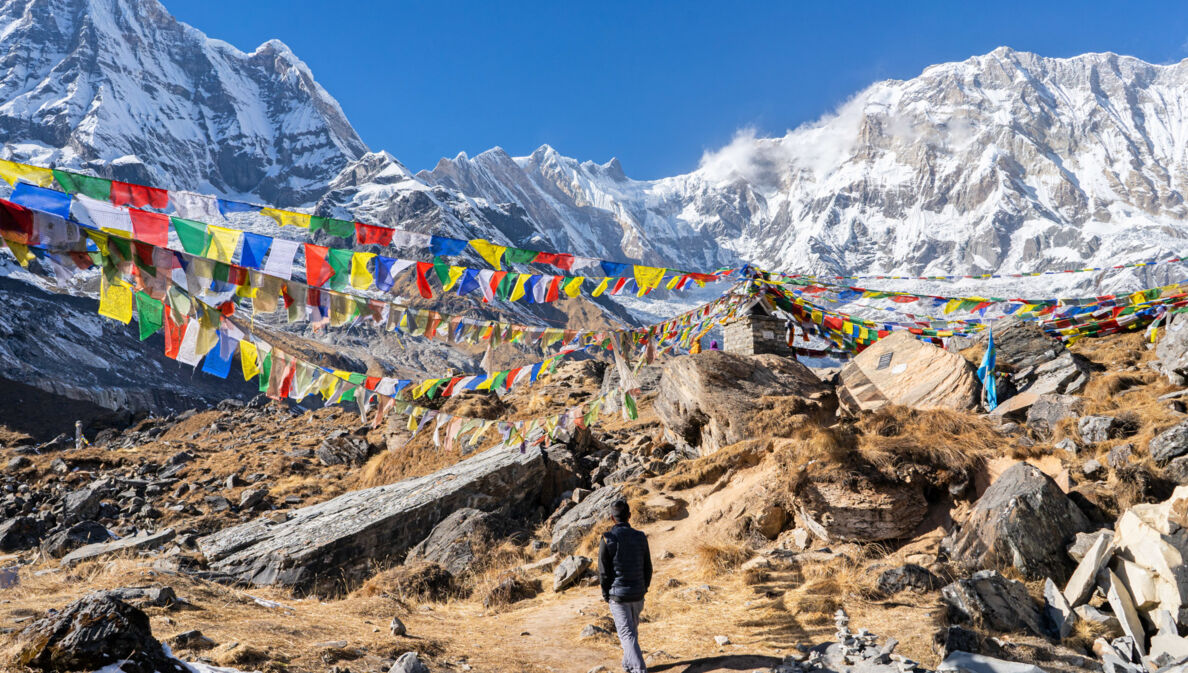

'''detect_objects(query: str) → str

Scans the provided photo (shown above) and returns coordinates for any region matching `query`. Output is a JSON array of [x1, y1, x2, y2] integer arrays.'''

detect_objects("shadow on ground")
[[651, 654, 784, 672]]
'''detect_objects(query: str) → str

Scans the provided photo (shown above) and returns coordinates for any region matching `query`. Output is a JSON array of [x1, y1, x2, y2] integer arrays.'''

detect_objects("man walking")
[[599, 499, 653, 673]]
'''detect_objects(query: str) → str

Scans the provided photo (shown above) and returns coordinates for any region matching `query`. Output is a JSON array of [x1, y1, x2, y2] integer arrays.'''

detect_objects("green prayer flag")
[[492, 370, 510, 391], [326, 248, 353, 291], [433, 256, 450, 285], [426, 378, 448, 399], [109, 237, 132, 264], [134, 291, 163, 341], [503, 248, 537, 265], [212, 262, 230, 283], [624, 392, 638, 420], [310, 216, 356, 239], [52, 169, 112, 202], [171, 217, 207, 255], [496, 273, 516, 301], [258, 352, 272, 393]]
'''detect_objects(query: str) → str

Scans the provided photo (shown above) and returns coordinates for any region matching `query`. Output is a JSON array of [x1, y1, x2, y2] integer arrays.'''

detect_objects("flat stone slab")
[[197, 444, 545, 593], [60, 528, 175, 568]]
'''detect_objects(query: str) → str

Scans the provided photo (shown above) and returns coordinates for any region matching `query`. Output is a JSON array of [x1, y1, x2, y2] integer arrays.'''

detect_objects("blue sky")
[[165, 1, 1188, 180]]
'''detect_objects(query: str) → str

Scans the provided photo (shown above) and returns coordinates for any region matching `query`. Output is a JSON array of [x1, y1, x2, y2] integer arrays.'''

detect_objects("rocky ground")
[[6, 319, 1188, 672]]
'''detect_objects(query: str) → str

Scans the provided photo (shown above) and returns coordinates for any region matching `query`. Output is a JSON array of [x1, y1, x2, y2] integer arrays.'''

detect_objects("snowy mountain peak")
[[0, 0, 367, 205]]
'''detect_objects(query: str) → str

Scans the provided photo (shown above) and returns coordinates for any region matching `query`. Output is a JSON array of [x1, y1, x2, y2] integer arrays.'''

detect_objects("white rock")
[[1105, 569, 1148, 658], [714, 635, 731, 646], [1063, 533, 1112, 607], [1043, 578, 1076, 640], [1114, 558, 1160, 611]]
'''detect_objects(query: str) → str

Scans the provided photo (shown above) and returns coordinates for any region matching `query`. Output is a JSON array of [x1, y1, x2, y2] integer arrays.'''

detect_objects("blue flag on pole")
[[976, 327, 997, 411]]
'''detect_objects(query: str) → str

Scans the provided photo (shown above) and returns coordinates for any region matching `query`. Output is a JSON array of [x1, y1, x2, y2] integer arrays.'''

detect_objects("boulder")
[[753, 504, 787, 540], [1043, 577, 1076, 640], [39, 521, 112, 558], [0, 516, 43, 552], [838, 331, 978, 413], [942, 463, 1090, 582], [1157, 312, 1188, 384], [653, 350, 831, 454], [8, 592, 186, 673], [876, 564, 942, 596], [1165, 455, 1188, 485], [1079, 415, 1134, 444], [60, 527, 176, 567], [198, 444, 548, 593], [553, 555, 591, 592], [979, 317, 1090, 396], [550, 484, 622, 555], [389, 651, 430, 673], [797, 472, 926, 543], [1064, 533, 1113, 607], [938, 651, 1047, 673], [1024, 394, 1085, 436], [1110, 485, 1188, 624], [941, 570, 1045, 636], [61, 481, 108, 524], [1149, 420, 1188, 465], [316, 430, 375, 467], [405, 508, 500, 576]]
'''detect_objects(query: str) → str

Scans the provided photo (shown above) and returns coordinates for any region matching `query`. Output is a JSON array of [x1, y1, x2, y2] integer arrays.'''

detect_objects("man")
[[599, 499, 653, 673]]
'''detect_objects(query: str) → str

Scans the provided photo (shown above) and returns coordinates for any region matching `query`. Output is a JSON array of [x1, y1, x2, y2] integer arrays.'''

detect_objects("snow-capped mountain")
[[325, 48, 1188, 296], [0, 0, 366, 206]]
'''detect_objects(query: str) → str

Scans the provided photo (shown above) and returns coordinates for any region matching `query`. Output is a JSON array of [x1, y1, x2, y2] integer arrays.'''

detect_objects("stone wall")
[[723, 315, 790, 356]]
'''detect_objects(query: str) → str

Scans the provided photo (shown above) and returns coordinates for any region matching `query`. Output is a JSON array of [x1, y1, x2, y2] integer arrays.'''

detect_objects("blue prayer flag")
[[11, 183, 72, 219], [239, 232, 272, 269], [429, 236, 468, 257]]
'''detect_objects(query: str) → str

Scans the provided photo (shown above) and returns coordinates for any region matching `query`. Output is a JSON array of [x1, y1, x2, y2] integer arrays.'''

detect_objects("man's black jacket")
[[598, 522, 652, 603]]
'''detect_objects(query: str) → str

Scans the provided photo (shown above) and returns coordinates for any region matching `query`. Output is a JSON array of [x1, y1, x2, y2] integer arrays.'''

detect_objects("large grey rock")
[[405, 508, 500, 576], [9, 592, 186, 673], [1079, 415, 1133, 444], [198, 444, 548, 593], [1024, 394, 1085, 436], [653, 351, 831, 454], [838, 331, 978, 413], [550, 484, 623, 555], [938, 651, 1047, 673], [39, 521, 112, 558], [1043, 577, 1076, 640], [942, 463, 1090, 582], [941, 570, 1046, 635], [61, 528, 176, 568], [1150, 420, 1188, 465], [389, 651, 431, 673], [980, 317, 1090, 396], [0, 516, 43, 552], [1157, 313, 1188, 384], [796, 471, 927, 542], [552, 555, 591, 592], [316, 430, 375, 467], [61, 481, 107, 524]]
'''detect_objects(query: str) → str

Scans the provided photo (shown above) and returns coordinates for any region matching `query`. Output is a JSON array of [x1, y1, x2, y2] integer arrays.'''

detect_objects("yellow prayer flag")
[[665, 275, 681, 291], [260, 207, 311, 228], [0, 159, 54, 187], [442, 266, 465, 291], [240, 341, 260, 381], [633, 265, 665, 292], [943, 299, 962, 314], [510, 273, 530, 301], [349, 252, 376, 290], [86, 230, 109, 256], [3, 239, 34, 267], [98, 277, 134, 324], [204, 225, 242, 264], [592, 277, 610, 297], [195, 323, 218, 356], [470, 239, 507, 270], [475, 375, 493, 390], [563, 276, 584, 298]]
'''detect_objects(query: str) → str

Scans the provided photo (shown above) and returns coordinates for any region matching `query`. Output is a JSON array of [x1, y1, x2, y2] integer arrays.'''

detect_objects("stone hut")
[[723, 299, 792, 356]]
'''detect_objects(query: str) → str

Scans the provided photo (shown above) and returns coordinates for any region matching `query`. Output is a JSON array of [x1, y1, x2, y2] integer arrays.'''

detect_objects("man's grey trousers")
[[609, 599, 646, 672]]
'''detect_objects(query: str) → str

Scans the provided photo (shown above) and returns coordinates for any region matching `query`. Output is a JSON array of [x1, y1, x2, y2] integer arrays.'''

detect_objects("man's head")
[[611, 499, 630, 524]]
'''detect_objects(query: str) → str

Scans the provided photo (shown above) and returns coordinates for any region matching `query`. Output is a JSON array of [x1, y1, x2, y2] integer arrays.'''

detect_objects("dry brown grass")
[[353, 561, 460, 603], [694, 541, 751, 577], [656, 438, 769, 491]]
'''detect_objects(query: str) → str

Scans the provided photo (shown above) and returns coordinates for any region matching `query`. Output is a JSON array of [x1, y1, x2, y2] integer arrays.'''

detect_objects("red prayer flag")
[[111, 181, 168, 209], [304, 244, 334, 286], [129, 208, 169, 247], [416, 261, 434, 299], [355, 222, 394, 246], [544, 276, 561, 302], [163, 312, 183, 359], [0, 200, 34, 244], [364, 376, 381, 391]]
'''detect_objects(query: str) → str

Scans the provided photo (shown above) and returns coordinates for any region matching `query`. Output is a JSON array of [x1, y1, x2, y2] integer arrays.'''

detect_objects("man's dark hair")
[[611, 499, 630, 523]]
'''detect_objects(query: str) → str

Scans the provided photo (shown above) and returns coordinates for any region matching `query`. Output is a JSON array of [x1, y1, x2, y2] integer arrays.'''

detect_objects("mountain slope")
[[0, 0, 367, 205]]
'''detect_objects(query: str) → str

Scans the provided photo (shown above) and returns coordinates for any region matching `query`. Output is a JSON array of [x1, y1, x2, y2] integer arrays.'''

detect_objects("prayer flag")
[[52, 170, 111, 201], [430, 236, 469, 256], [134, 291, 163, 340], [111, 181, 168, 209], [217, 199, 259, 217], [261, 207, 311, 228], [240, 340, 260, 381], [470, 238, 507, 269], [128, 208, 169, 247], [10, 183, 72, 219], [355, 222, 394, 246], [262, 238, 301, 280], [170, 217, 207, 254], [98, 277, 133, 324], [350, 252, 376, 289], [0, 159, 54, 187], [204, 225, 242, 264], [304, 244, 334, 286], [239, 232, 272, 269]]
